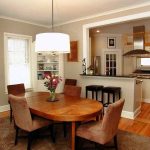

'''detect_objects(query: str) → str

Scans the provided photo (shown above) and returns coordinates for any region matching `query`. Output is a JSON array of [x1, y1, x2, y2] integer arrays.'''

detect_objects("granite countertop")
[[80, 74, 150, 79], [80, 74, 135, 78]]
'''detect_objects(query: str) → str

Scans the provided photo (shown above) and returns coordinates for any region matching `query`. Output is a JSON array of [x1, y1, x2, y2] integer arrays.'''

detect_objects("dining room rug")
[[0, 117, 150, 150]]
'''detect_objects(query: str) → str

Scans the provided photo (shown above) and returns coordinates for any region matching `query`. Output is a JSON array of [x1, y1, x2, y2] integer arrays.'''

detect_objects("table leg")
[[71, 121, 76, 150]]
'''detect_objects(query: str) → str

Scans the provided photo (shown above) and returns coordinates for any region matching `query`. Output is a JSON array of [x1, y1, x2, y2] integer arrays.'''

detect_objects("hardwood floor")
[[0, 110, 9, 118], [1, 102, 150, 137], [119, 102, 150, 137]]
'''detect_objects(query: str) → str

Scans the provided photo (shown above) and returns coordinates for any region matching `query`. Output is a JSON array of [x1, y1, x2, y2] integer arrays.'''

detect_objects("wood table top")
[[20, 92, 103, 122]]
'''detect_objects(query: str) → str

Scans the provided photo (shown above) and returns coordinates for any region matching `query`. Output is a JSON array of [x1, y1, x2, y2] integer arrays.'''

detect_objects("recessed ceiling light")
[[96, 30, 100, 33]]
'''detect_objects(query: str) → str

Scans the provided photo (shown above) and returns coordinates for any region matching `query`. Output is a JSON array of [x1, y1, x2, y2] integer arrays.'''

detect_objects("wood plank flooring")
[[119, 102, 150, 137], [1, 102, 150, 137]]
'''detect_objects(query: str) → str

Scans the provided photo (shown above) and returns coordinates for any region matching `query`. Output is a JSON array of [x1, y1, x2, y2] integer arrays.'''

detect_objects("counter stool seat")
[[102, 86, 121, 107], [86, 85, 104, 101]]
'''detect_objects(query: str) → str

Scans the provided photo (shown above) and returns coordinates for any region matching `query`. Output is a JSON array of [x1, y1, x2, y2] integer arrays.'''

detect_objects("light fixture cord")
[[52, 0, 54, 31]]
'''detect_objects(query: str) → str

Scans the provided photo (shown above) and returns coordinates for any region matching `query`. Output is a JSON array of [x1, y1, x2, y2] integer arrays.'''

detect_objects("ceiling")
[[0, 0, 150, 27]]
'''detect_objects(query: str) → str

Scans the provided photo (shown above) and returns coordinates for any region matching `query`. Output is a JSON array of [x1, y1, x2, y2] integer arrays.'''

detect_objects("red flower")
[[44, 72, 62, 92]]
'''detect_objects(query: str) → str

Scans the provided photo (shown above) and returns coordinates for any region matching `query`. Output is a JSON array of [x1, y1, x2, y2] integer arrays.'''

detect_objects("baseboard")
[[0, 104, 10, 112], [143, 98, 150, 103], [121, 111, 134, 119], [121, 106, 141, 119]]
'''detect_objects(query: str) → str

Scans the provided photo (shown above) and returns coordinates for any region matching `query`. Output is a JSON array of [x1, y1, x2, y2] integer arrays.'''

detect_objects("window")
[[141, 58, 150, 66], [4, 33, 32, 89]]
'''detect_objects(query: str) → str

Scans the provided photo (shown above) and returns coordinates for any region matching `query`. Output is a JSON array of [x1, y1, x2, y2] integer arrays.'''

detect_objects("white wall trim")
[[121, 106, 141, 119], [56, 2, 150, 27], [1, 2, 150, 27], [0, 105, 10, 112], [143, 98, 150, 103], [0, 16, 50, 28], [121, 111, 134, 119], [83, 11, 150, 28]]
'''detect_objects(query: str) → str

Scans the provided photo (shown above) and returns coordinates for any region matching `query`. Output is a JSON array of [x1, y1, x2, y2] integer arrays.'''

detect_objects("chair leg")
[[27, 132, 33, 150], [114, 135, 118, 150], [75, 136, 82, 150], [15, 126, 19, 145], [10, 106, 13, 123], [50, 124, 55, 143], [63, 122, 67, 138]]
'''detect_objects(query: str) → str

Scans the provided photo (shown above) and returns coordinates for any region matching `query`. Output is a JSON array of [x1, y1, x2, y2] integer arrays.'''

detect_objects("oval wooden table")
[[19, 92, 103, 150]]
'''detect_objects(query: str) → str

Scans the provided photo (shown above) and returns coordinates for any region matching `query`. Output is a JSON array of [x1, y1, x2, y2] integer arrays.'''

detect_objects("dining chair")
[[7, 83, 25, 122], [76, 98, 125, 150], [55, 85, 82, 138], [64, 79, 77, 86], [8, 94, 55, 150], [64, 85, 81, 97]]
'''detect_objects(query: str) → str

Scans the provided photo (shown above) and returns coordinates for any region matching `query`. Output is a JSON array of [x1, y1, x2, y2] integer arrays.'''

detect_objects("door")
[[104, 50, 122, 76]]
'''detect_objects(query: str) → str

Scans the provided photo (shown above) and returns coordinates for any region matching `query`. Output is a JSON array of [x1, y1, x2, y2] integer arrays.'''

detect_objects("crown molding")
[[0, 15, 50, 28], [1, 2, 150, 27], [56, 1, 150, 26]]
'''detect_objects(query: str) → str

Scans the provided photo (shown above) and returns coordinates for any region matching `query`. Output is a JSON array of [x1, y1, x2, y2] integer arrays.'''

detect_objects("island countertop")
[[80, 74, 150, 79], [80, 74, 135, 78]]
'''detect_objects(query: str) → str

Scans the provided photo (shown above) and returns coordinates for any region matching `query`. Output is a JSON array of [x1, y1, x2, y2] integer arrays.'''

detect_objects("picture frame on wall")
[[107, 37, 116, 48], [67, 41, 78, 62]]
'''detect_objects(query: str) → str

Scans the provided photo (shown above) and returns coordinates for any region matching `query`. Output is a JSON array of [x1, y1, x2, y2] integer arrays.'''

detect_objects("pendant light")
[[35, 0, 70, 53]]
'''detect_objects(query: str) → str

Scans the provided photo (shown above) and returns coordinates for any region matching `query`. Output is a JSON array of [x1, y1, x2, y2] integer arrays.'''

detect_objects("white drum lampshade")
[[35, 33, 70, 53]]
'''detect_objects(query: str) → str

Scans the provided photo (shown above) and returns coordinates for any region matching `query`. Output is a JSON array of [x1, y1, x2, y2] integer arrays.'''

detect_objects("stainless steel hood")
[[123, 26, 150, 57]]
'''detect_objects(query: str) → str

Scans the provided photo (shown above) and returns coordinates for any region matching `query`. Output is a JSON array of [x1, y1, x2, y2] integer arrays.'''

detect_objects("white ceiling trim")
[[55, 1, 150, 27], [0, 15, 50, 28], [0, 1, 150, 28]]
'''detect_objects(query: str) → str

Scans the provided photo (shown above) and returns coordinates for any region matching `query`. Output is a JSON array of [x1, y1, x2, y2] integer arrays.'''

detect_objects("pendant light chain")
[[35, 0, 70, 53], [52, 0, 54, 31]]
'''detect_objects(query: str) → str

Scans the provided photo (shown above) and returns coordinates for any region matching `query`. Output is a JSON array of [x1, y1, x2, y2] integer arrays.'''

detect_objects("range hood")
[[123, 26, 150, 57]]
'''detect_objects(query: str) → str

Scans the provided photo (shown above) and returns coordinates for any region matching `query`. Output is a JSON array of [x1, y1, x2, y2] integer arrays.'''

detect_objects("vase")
[[49, 90, 56, 101]]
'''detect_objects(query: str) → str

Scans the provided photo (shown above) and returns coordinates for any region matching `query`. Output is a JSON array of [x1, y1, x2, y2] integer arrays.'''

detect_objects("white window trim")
[[4, 32, 32, 92]]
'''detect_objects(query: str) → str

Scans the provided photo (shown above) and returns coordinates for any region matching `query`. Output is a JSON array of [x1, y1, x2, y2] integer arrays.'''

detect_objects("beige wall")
[[90, 18, 150, 75], [54, 5, 150, 82], [0, 5, 150, 108], [54, 6, 150, 113], [0, 18, 49, 106]]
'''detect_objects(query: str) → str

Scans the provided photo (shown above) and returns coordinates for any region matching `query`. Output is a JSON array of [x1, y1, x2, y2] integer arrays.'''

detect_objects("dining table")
[[17, 91, 103, 150]]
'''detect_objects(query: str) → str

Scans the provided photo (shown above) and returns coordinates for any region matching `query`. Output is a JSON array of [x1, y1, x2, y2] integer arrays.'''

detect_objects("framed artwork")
[[67, 41, 78, 62], [107, 37, 116, 48]]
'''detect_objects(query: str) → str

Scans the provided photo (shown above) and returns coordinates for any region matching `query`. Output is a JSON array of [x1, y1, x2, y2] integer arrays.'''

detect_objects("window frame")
[[4, 32, 32, 91]]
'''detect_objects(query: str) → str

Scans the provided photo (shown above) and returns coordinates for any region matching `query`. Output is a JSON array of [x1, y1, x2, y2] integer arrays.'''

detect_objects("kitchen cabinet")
[[123, 33, 150, 48]]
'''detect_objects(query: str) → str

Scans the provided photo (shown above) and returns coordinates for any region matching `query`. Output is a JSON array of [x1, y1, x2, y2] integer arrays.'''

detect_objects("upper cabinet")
[[123, 33, 150, 49]]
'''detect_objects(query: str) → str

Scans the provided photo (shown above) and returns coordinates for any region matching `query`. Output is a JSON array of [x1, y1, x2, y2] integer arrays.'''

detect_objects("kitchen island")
[[79, 74, 142, 119]]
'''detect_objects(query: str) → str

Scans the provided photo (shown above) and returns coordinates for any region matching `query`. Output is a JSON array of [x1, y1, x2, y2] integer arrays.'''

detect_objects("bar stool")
[[102, 86, 121, 107], [86, 85, 104, 101]]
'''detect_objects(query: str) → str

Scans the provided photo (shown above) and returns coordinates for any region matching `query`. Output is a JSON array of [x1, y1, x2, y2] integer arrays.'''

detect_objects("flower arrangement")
[[44, 72, 62, 101], [44, 72, 62, 92]]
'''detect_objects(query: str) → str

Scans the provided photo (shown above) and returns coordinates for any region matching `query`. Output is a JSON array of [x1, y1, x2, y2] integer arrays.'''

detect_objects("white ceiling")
[[0, 0, 150, 27]]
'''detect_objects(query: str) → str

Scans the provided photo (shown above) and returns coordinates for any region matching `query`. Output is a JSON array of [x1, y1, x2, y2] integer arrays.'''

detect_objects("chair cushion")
[[76, 120, 112, 144], [31, 116, 52, 131]]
